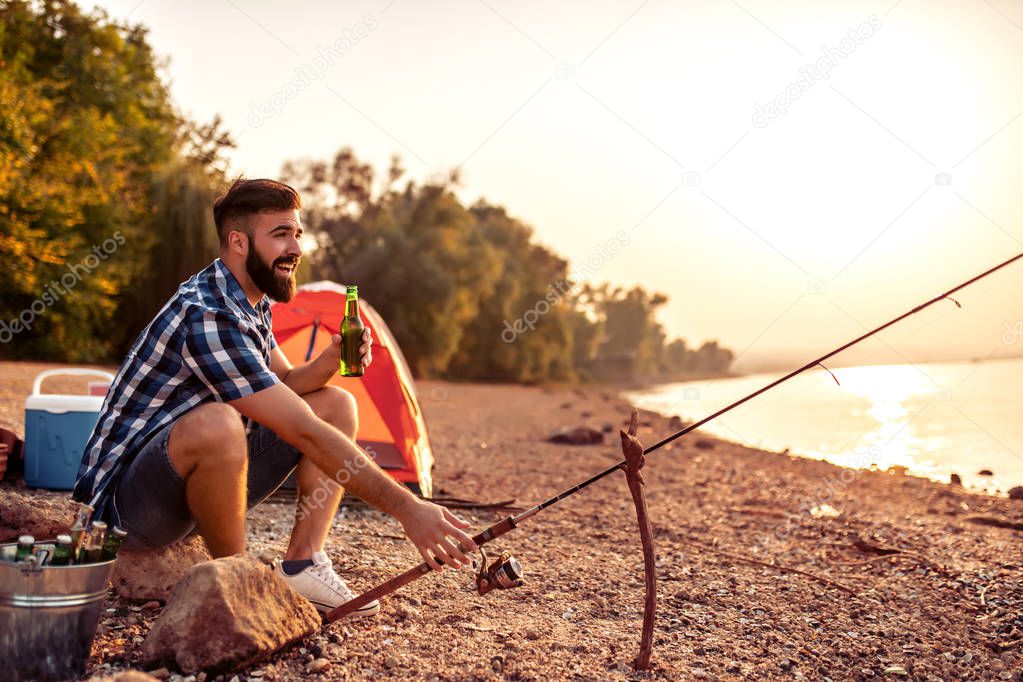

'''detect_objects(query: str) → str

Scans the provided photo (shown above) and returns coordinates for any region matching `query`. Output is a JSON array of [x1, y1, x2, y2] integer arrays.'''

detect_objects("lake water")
[[625, 357, 1023, 493]]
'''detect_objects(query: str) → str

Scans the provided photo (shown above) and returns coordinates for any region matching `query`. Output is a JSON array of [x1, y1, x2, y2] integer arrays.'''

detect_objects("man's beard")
[[246, 247, 297, 303]]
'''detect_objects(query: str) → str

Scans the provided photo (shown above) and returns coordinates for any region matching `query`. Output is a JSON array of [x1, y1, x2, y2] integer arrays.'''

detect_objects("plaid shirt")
[[73, 259, 280, 524]]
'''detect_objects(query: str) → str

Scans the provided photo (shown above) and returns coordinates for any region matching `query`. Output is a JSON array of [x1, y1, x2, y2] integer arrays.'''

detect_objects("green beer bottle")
[[102, 526, 127, 561], [339, 285, 365, 377], [15, 535, 34, 562], [52, 534, 73, 566]]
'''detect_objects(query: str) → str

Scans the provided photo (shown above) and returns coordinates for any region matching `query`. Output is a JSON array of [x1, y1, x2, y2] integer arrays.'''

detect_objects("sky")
[[90, 0, 1023, 372]]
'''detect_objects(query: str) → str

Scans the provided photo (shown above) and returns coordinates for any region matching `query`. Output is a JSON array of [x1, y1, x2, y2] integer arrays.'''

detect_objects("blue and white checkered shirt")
[[73, 259, 280, 523]]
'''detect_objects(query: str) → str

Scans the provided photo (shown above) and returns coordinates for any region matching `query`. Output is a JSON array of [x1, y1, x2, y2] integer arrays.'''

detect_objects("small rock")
[[396, 604, 419, 620], [883, 665, 908, 676], [694, 439, 715, 450], [1008, 486, 1023, 500], [950, 473, 963, 486], [384, 656, 398, 669], [141, 601, 162, 611], [547, 426, 603, 445], [979, 469, 994, 476], [306, 659, 330, 674], [149, 669, 171, 680], [115, 673, 161, 682]]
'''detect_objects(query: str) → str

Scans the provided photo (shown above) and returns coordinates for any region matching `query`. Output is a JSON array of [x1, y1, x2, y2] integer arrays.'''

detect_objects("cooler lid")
[[25, 394, 105, 414]]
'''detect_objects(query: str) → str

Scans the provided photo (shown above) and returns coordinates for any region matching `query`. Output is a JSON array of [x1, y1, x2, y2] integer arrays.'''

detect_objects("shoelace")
[[308, 561, 355, 600]]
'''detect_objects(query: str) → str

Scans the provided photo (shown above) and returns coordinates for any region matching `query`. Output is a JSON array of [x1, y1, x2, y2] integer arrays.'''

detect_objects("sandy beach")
[[2, 361, 1022, 681]]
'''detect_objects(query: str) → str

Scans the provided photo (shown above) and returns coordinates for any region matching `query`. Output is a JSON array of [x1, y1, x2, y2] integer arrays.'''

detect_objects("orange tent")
[[270, 282, 434, 496]]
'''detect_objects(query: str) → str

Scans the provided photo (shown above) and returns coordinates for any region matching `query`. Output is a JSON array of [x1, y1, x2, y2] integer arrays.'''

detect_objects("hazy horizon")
[[90, 0, 1023, 371]]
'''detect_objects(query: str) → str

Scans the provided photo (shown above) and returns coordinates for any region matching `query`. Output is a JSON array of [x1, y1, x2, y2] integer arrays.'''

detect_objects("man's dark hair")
[[213, 178, 302, 244]]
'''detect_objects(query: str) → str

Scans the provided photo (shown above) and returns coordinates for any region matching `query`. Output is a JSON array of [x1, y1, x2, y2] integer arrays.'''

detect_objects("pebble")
[[306, 658, 330, 674], [150, 669, 171, 680], [384, 656, 398, 669], [141, 600, 162, 610]]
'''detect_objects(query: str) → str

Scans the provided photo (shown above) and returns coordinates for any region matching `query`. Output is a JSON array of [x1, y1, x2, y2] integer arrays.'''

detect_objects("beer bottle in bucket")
[[339, 285, 365, 377], [51, 534, 73, 566], [69, 503, 94, 563], [83, 521, 107, 563], [102, 526, 127, 561], [15, 535, 34, 562]]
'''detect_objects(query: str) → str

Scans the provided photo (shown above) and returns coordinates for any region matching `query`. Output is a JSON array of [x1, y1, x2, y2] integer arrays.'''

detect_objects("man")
[[73, 178, 474, 617]]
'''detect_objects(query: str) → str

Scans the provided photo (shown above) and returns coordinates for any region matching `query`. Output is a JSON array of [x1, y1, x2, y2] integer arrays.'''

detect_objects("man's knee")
[[308, 385, 358, 436], [170, 403, 247, 472]]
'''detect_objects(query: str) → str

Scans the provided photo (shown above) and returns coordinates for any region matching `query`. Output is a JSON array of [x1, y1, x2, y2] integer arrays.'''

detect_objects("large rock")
[[0, 488, 76, 542], [111, 535, 212, 601], [142, 555, 320, 673]]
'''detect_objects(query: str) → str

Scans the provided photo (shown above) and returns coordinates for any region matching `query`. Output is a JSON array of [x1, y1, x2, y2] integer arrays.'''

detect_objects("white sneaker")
[[275, 551, 380, 617]]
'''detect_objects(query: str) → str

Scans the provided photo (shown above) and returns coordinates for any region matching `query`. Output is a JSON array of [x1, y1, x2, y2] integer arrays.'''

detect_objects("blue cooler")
[[24, 368, 114, 490]]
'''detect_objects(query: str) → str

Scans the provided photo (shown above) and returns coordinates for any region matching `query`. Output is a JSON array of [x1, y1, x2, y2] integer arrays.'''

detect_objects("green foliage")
[[0, 0, 231, 360], [0, 0, 179, 359]]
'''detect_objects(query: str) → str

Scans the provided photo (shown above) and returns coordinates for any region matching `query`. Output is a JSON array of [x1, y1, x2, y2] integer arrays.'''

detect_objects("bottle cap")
[[18, 535, 34, 545], [56, 534, 72, 544], [91, 521, 108, 531], [111, 526, 128, 538]]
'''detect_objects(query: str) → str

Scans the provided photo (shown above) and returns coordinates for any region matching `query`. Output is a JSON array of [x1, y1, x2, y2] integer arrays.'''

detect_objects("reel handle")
[[322, 515, 517, 623]]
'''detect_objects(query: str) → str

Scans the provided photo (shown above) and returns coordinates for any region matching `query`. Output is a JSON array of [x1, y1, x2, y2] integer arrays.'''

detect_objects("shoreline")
[[625, 360, 1023, 499], [1, 362, 1021, 679]]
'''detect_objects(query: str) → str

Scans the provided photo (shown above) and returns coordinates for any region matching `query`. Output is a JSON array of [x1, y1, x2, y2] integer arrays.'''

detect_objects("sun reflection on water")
[[826, 364, 935, 473]]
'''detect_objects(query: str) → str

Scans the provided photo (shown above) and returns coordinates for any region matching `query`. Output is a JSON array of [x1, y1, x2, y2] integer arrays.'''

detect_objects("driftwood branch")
[[621, 409, 656, 671]]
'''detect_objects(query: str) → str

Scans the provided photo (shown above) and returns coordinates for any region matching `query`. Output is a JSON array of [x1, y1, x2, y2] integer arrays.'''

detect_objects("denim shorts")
[[110, 417, 302, 550]]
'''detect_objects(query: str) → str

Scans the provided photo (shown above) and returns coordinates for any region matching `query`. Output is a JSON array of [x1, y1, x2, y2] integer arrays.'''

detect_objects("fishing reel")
[[474, 548, 523, 596]]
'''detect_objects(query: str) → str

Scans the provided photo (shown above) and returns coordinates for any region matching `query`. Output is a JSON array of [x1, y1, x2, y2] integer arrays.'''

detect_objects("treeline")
[[284, 151, 734, 383], [0, 0, 733, 383]]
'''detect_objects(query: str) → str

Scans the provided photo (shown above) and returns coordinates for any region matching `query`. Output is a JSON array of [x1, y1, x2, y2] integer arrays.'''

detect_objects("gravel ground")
[[2, 361, 1022, 681]]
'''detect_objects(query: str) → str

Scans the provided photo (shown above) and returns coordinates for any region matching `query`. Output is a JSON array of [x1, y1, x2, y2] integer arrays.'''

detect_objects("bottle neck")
[[345, 298, 359, 317]]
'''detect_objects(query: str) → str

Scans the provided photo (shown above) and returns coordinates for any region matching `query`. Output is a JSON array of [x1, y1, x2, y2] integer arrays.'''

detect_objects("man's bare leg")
[[284, 385, 358, 561], [167, 403, 249, 558]]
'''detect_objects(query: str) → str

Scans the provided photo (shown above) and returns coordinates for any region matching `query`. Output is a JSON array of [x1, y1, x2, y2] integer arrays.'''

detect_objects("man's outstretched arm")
[[229, 382, 474, 570], [270, 329, 372, 394]]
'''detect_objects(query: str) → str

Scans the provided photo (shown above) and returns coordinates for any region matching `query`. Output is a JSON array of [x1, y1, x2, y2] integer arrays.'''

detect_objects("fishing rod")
[[324, 251, 1023, 623]]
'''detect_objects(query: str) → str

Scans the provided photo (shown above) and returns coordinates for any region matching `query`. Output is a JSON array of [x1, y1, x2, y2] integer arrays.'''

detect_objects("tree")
[[0, 0, 178, 359]]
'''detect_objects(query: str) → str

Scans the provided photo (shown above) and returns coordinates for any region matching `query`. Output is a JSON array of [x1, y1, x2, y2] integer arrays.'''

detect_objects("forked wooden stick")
[[621, 408, 656, 670]]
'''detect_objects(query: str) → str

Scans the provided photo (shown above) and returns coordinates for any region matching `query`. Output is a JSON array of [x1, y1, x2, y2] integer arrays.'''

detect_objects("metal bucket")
[[0, 542, 115, 682]]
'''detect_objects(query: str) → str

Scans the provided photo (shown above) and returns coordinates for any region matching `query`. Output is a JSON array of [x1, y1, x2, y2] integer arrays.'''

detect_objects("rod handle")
[[322, 516, 517, 623]]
